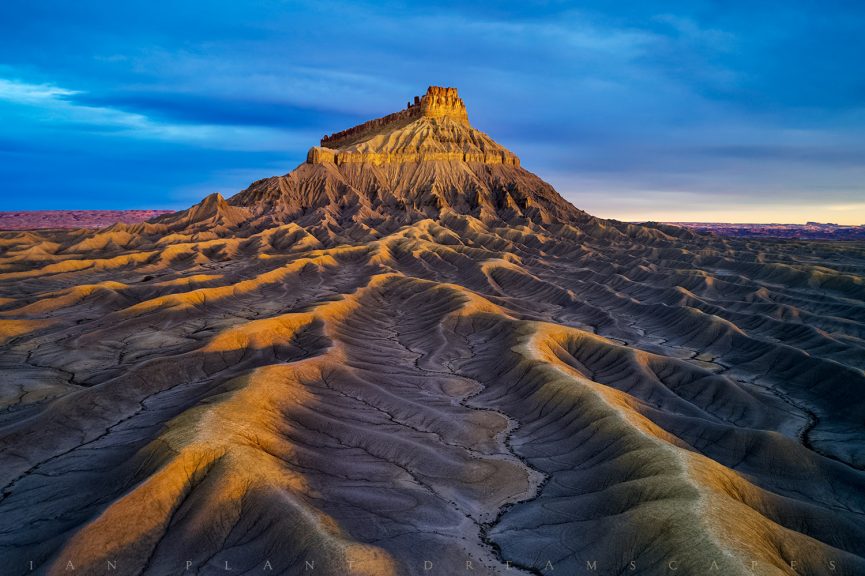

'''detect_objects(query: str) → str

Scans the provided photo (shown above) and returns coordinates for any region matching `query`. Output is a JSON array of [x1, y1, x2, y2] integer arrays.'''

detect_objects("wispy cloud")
[[0, 78, 80, 103], [0, 77, 313, 151]]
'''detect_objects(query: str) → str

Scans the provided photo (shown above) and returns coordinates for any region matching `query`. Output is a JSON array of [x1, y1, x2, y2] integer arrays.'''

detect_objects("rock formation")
[[321, 86, 470, 147], [0, 87, 864, 576], [310, 86, 516, 166]]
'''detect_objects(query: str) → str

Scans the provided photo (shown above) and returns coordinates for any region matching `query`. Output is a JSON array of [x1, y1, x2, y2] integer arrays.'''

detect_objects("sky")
[[1, 1, 864, 224]]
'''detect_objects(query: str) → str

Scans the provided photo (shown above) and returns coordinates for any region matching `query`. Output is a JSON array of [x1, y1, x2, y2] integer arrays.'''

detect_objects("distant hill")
[[664, 221, 865, 240], [0, 210, 173, 230]]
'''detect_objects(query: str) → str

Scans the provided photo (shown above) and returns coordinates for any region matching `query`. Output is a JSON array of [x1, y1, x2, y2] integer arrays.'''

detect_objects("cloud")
[[0, 78, 80, 103], [0, 77, 314, 151], [67, 91, 363, 131]]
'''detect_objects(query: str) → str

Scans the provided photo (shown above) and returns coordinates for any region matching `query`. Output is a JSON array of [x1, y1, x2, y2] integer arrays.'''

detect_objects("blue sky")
[[1, 1, 864, 223]]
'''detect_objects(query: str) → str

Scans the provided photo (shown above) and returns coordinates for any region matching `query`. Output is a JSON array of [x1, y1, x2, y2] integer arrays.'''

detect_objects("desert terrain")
[[667, 222, 865, 241], [0, 210, 174, 231], [1, 87, 863, 575]]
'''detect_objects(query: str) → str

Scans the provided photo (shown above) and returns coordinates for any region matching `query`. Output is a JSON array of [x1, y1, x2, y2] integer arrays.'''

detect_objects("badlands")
[[0, 87, 864, 575]]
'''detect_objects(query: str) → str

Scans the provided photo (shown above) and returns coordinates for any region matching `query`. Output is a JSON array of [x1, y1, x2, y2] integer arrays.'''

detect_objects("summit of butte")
[[307, 85, 517, 167]]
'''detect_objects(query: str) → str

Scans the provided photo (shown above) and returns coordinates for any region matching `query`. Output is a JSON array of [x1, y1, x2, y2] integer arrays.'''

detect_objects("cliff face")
[[306, 117, 520, 167], [416, 86, 470, 125], [320, 86, 470, 149], [309, 86, 514, 166]]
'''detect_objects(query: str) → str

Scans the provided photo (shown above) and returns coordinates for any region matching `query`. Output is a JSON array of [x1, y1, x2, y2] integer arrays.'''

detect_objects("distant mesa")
[[669, 221, 865, 240]]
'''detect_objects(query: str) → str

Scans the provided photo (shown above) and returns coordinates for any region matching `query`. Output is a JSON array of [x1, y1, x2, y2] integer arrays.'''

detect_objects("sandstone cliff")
[[309, 86, 518, 167]]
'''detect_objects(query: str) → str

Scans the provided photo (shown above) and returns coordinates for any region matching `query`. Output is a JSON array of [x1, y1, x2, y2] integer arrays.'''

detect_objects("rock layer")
[[0, 87, 864, 576], [310, 87, 518, 166], [321, 86, 470, 148]]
